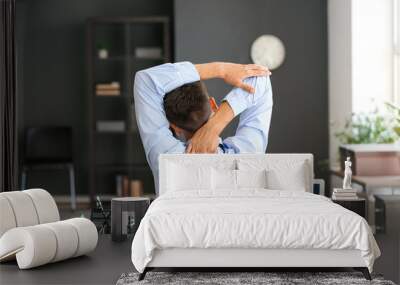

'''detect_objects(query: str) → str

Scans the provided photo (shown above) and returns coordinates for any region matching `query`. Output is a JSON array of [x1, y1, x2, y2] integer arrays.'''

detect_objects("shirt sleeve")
[[133, 62, 200, 173], [222, 76, 273, 153]]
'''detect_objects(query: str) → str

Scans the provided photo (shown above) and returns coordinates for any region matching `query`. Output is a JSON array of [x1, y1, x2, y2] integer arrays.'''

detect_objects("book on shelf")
[[134, 47, 162, 59], [95, 82, 121, 96], [115, 175, 124, 197], [115, 175, 144, 197], [332, 188, 359, 200], [96, 121, 125, 132], [130, 180, 143, 197], [333, 192, 357, 197], [332, 194, 359, 200], [333, 188, 357, 194], [96, 90, 120, 96], [122, 176, 129, 197], [96, 82, 120, 90]]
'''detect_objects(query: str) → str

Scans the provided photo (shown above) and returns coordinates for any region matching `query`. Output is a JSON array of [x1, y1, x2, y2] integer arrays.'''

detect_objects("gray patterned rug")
[[116, 272, 396, 285]]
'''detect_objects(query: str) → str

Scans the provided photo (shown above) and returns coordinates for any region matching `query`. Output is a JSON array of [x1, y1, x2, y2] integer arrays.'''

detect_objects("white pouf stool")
[[0, 189, 98, 269]]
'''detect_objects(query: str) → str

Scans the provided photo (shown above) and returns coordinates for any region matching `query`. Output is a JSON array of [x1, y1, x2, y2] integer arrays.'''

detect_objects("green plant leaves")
[[335, 109, 398, 144]]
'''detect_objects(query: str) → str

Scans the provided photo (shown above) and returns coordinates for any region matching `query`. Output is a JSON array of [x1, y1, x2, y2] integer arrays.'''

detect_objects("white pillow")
[[265, 161, 307, 191], [237, 159, 309, 192], [212, 169, 236, 190], [211, 168, 267, 190], [236, 169, 267, 189], [167, 163, 212, 191]]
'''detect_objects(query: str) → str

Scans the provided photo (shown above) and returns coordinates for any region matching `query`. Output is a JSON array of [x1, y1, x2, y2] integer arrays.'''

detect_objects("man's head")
[[164, 81, 212, 141]]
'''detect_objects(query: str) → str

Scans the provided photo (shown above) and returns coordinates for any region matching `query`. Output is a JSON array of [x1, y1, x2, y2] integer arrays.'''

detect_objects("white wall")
[[328, 0, 353, 167]]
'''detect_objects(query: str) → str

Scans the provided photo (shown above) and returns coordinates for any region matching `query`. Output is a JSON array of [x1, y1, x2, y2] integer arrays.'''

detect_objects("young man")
[[133, 62, 273, 194]]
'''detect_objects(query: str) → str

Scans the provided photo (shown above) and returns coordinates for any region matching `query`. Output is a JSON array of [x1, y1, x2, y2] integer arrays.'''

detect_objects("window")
[[352, 0, 399, 112], [394, 0, 400, 104]]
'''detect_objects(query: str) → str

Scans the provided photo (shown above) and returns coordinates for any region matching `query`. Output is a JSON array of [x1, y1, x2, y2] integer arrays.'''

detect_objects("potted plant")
[[386, 102, 400, 143], [335, 110, 399, 175], [335, 111, 397, 144], [97, 43, 109, 59]]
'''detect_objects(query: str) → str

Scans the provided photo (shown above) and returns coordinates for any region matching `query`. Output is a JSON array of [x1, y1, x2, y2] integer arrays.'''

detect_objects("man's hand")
[[188, 62, 270, 153], [185, 123, 220, 154], [195, 62, 271, 93], [220, 63, 270, 93], [186, 102, 234, 153]]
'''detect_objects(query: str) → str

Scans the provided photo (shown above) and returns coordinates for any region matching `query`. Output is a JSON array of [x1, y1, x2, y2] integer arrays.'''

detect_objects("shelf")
[[94, 94, 129, 98], [88, 16, 170, 205], [95, 56, 126, 61], [95, 163, 149, 170], [95, 56, 164, 61], [93, 130, 138, 135]]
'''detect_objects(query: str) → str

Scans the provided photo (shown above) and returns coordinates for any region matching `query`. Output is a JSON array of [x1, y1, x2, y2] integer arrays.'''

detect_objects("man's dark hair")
[[163, 81, 211, 133]]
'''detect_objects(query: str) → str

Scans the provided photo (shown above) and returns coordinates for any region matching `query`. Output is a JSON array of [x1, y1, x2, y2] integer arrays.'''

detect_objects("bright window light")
[[394, 0, 400, 104], [352, 0, 398, 113]]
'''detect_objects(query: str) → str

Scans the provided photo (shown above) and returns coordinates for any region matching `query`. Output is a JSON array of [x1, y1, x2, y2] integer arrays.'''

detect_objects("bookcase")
[[86, 17, 171, 205]]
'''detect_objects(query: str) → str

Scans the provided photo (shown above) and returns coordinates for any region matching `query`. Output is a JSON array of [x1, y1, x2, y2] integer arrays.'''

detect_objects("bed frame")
[[138, 154, 372, 281], [139, 248, 370, 280]]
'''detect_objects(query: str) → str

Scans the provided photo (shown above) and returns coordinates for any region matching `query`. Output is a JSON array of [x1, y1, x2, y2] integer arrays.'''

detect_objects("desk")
[[330, 169, 400, 229], [330, 169, 400, 193]]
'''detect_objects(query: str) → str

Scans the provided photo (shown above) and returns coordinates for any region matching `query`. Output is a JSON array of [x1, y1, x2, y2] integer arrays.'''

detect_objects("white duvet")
[[131, 189, 380, 273]]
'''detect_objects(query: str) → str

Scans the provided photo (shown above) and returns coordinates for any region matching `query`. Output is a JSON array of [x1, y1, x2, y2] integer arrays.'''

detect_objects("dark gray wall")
[[175, 0, 328, 175], [17, 0, 173, 195]]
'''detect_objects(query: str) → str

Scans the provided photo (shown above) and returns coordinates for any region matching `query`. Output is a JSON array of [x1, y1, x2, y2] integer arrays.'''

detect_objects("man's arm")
[[223, 76, 273, 153], [133, 62, 199, 172], [187, 63, 270, 153]]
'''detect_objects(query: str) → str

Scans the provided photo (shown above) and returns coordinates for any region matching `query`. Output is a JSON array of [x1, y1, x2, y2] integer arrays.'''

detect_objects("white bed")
[[131, 154, 380, 280]]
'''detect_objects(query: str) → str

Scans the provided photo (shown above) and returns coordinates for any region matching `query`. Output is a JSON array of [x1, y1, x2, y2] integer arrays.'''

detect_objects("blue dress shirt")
[[133, 62, 273, 194]]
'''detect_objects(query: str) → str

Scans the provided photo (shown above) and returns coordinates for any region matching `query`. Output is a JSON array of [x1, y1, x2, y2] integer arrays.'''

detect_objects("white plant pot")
[[98, 49, 108, 59]]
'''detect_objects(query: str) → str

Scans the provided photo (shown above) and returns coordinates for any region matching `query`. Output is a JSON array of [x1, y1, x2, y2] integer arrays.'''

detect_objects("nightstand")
[[375, 195, 400, 234], [111, 197, 150, 242], [332, 197, 366, 218]]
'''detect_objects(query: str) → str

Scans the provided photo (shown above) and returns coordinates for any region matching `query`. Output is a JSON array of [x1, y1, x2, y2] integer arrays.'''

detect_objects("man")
[[133, 62, 273, 194]]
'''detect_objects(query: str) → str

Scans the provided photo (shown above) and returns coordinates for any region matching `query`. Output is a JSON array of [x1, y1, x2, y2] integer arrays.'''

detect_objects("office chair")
[[21, 127, 76, 210]]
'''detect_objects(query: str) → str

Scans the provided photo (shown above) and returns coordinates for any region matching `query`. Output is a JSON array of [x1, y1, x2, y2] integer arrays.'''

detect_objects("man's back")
[[133, 62, 273, 194]]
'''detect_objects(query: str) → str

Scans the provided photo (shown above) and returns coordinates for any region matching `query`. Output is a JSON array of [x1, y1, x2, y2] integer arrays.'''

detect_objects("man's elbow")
[[133, 70, 153, 101], [255, 136, 267, 153], [134, 70, 147, 88], [245, 132, 267, 153]]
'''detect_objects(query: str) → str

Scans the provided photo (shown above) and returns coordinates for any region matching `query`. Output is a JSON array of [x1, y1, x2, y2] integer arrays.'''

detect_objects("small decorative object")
[[332, 157, 358, 200], [97, 43, 109, 59], [130, 179, 143, 197], [343, 157, 352, 190], [251, 34, 285, 70], [98, 49, 108, 59], [90, 196, 111, 234], [111, 197, 150, 242]]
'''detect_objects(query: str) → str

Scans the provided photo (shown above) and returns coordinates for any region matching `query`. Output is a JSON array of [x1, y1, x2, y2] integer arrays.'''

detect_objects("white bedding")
[[131, 189, 380, 273]]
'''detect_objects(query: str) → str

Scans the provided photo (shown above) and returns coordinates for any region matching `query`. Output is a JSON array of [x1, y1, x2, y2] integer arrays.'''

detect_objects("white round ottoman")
[[0, 189, 98, 269]]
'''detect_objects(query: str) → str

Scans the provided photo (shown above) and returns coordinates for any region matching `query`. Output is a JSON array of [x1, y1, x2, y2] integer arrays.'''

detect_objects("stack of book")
[[134, 47, 162, 59], [332, 188, 358, 200], [95, 82, 120, 96], [116, 175, 144, 197], [96, 121, 125, 132]]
